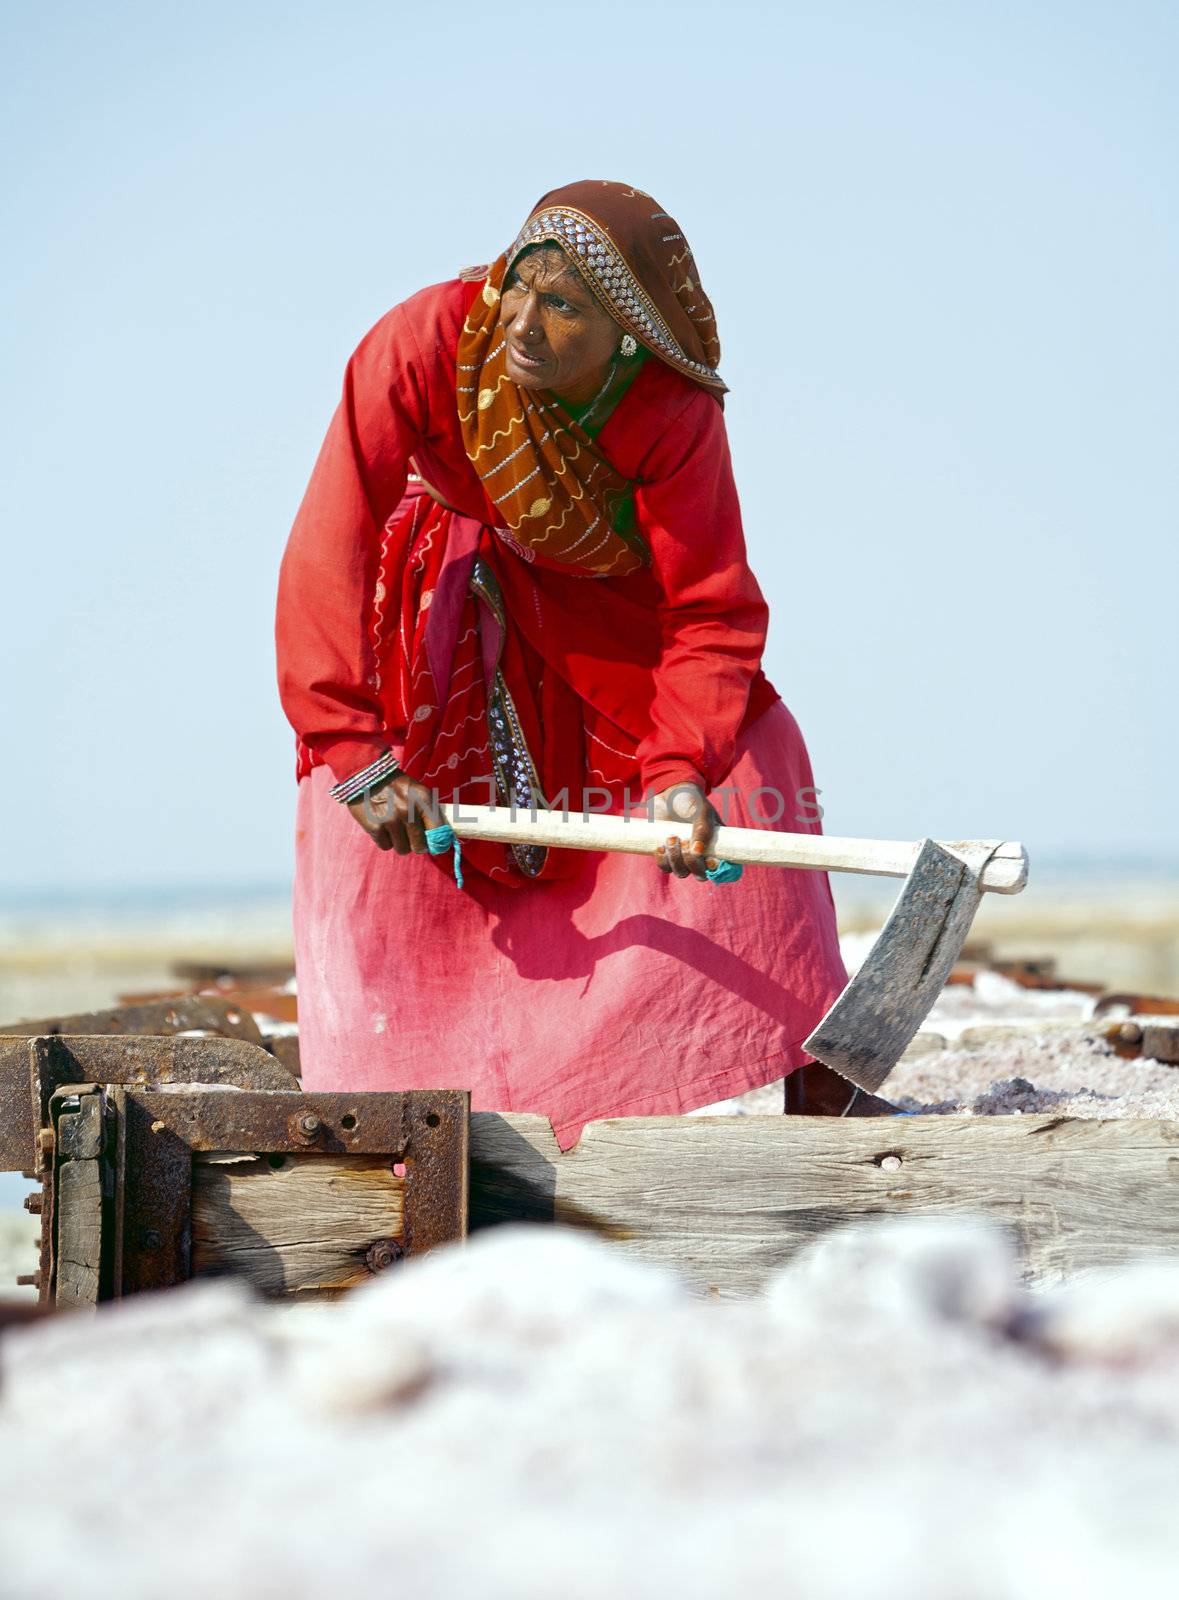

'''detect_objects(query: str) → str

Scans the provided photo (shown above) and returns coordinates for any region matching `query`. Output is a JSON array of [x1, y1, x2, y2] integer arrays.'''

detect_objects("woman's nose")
[[510, 291, 543, 343]]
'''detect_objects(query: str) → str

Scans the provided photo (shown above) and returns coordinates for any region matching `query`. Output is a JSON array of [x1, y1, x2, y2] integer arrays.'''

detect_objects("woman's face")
[[499, 244, 623, 404]]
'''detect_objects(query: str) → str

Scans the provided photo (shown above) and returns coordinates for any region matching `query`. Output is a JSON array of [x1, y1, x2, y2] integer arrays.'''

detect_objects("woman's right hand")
[[347, 771, 442, 854]]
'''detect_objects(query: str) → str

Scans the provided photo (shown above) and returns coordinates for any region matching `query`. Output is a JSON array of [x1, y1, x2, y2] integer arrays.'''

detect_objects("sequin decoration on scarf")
[[457, 179, 726, 577]]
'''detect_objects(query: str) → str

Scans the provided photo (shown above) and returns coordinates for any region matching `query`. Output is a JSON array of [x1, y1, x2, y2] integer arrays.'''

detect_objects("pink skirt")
[[292, 700, 848, 1149]]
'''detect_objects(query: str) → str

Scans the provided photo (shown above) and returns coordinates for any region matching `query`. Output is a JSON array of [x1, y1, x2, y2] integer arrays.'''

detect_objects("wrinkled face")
[[499, 243, 623, 404]]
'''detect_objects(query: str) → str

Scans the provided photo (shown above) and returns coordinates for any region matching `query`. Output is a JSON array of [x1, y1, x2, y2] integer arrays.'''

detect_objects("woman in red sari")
[[276, 179, 885, 1147]]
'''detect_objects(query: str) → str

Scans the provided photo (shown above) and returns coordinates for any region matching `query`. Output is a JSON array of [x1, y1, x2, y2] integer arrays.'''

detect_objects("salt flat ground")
[[0, 887, 294, 1023], [1, 867, 1176, 1022], [0, 1213, 36, 1299]]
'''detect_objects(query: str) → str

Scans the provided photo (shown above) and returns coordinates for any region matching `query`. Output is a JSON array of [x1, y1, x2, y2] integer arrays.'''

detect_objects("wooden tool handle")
[[439, 804, 1028, 894]]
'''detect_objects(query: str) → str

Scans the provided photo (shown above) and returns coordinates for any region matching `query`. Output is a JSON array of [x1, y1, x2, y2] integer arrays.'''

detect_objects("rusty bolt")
[[1118, 1021, 1143, 1045], [365, 1238, 404, 1274], [289, 1111, 322, 1143], [36, 1129, 55, 1156], [140, 1228, 163, 1251], [15, 1273, 40, 1290], [23, 1193, 42, 1215]]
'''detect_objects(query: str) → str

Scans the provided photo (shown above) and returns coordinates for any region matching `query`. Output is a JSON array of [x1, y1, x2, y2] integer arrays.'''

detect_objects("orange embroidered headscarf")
[[457, 179, 726, 578]]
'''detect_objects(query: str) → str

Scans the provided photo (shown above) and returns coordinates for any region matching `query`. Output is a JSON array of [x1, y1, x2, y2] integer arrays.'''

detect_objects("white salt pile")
[[887, 1027, 1179, 1118], [696, 972, 1179, 1119], [883, 971, 1179, 1117], [3, 1221, 1179, 1599], [917, 967, 1098, 1038]]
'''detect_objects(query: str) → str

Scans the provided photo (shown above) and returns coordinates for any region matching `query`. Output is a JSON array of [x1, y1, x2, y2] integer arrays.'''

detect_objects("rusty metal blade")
[[804, 838, 999, 1094]]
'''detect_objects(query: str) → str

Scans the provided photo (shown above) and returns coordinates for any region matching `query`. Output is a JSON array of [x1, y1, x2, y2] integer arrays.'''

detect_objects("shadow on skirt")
[[292, 699, 848, 1150]]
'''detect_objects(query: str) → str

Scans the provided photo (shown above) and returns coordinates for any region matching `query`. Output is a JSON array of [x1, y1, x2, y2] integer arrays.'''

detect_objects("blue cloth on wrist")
[[425, 823, 464, 889], [425, 820, 734, 893]]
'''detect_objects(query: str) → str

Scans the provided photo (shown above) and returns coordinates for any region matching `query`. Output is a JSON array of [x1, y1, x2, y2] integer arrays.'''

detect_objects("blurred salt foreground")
[[3, 863, 1179, 1595], [4, 1223, 1179, 1598]]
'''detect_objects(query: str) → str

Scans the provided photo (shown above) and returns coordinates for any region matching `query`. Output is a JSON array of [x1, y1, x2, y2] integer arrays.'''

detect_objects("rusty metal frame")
[[111, 1086, 468, 1295], [17, 1037, 467, 1305], [1, 995, 269, 1045], [2, 1034, 298, 1173]]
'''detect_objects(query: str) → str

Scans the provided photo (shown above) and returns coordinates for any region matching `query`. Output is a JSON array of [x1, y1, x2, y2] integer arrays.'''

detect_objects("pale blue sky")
[[2, 0, 1175, 893]]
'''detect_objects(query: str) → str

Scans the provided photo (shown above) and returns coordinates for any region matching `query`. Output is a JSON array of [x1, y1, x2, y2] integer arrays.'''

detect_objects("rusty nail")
[[365, 1238, 404, 1274], [15, 1273, 40, 1289], [23, 1193, 42, 1215], [290, 1112, 322, 1142], [1118, 1021, 1143, 1045]]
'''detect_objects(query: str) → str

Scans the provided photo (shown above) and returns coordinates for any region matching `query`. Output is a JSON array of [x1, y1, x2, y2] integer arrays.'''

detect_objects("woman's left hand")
[[652, 783, 721, 881]]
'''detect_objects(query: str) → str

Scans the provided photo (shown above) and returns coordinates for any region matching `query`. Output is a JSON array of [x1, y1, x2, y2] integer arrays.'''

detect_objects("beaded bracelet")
[[329, 750, 403, 806]]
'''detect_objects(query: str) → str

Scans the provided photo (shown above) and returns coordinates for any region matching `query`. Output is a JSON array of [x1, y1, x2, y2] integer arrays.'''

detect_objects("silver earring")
[[619, 333, 638, 358]]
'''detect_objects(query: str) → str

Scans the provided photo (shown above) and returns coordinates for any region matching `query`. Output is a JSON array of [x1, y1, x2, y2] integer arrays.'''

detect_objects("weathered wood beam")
[[470, 1112, 1179, 1296]]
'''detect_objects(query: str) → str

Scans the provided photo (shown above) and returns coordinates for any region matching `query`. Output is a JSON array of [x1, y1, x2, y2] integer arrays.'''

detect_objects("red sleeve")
[[632, 389, 769, 795], [275, 303, 429, 784]]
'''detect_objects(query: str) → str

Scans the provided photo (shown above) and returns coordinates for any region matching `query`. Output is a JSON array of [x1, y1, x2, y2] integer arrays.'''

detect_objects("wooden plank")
[[55, 1160, 103, 1308], [470, 1112, 1179, 1296], [191, 1153, 406, 1299], [54, 1098, 104, 1310]]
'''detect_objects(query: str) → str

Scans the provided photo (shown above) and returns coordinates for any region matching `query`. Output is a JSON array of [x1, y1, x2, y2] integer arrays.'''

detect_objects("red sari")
[[276, 277, 848, 1145]]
